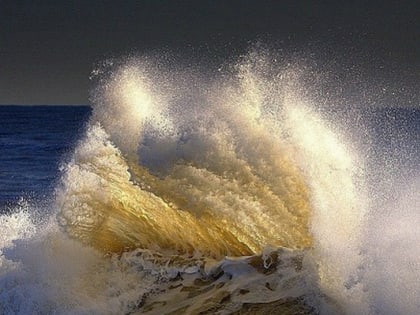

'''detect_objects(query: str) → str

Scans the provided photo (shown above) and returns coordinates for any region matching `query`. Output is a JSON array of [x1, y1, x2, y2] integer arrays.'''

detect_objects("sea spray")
[[55, 51, 369, 313], [364, 176, 420, 314], [285, 103, 368, 313], [0, 49, 418, 314], [57, 54, 314, 257]]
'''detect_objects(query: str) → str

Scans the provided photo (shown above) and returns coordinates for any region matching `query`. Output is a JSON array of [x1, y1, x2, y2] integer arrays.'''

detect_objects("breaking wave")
[[0, 49, 418, 314]]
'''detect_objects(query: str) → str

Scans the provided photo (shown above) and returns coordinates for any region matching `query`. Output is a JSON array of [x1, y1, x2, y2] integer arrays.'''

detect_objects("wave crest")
[[56, 55, 316, 257]]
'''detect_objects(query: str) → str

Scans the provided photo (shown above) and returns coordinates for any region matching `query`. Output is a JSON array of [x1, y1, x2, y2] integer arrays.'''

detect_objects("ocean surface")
[[0, 53, 419, 314], [0, 106, 91, 207]]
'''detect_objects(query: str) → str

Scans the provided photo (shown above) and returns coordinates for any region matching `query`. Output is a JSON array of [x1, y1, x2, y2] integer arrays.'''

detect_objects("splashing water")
[[55, 52, 367, 313], [0, 50, 418, 314]]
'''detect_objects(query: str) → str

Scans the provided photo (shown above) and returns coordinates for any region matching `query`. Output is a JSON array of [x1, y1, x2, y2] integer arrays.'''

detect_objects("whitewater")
[[0, 50, 418, 314]]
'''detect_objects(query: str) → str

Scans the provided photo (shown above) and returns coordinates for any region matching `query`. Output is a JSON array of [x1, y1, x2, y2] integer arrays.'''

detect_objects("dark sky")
[[0, 0, 418, 105]]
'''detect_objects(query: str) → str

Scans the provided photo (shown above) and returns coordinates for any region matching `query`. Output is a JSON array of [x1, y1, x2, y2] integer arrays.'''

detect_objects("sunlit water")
[[0, 50, 418, 314]]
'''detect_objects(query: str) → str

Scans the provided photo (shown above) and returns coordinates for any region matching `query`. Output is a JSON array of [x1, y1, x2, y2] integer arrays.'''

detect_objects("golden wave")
[[57, 124, 312, 258]]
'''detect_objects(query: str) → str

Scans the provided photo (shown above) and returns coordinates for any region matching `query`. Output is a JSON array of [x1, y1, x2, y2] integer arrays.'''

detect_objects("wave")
[[56, 53, 364, 260], [53, 52, 366, 313], [1, 49, 418, 314]]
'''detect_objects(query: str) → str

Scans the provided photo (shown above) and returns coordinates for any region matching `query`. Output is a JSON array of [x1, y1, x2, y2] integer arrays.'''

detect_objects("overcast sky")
[[0, 0, 418, 105]]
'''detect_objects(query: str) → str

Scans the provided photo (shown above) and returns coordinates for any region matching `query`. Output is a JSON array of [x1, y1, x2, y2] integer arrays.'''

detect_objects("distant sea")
[[0, 105, 91, 208]]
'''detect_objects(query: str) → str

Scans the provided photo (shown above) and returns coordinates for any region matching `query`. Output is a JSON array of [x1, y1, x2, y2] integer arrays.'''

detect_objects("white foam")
[[0, 200, 36, 275], [284, 102, 369, 314], [365, 176, 420, 315], [0, 201, 160, 314]]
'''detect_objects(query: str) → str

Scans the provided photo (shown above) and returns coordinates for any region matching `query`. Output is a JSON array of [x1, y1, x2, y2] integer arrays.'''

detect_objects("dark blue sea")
[[0, 106, 91, 209]]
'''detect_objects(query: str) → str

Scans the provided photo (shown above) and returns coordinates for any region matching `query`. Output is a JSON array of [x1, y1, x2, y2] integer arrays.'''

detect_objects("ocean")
[[0, 106, 91, 207], [0, 53, 419, 314]]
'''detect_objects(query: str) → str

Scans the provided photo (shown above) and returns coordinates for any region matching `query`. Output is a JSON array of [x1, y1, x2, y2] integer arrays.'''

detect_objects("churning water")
[[0, 50, 418, 314]]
